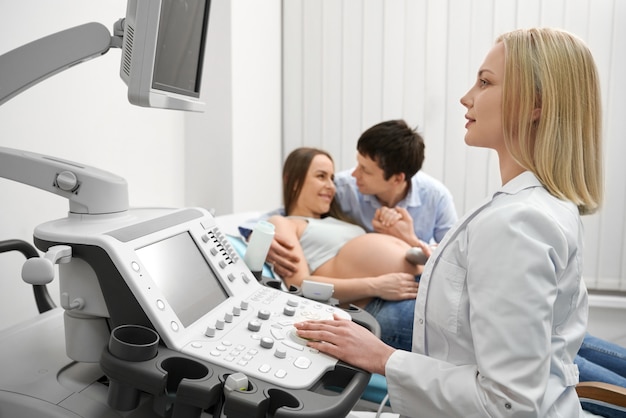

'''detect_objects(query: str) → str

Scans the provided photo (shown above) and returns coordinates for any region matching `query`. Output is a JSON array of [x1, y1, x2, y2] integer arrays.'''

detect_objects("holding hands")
[[373, 206, 433, 259]]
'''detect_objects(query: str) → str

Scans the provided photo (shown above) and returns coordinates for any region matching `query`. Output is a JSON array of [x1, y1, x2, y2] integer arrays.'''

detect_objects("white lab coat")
[[385, 171, 587, 418]]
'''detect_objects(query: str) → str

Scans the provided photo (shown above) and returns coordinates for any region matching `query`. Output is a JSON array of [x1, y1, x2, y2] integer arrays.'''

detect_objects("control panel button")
[[258, 309, 271, 320], [205, 326, 216, 337], [283, 306, 296, 316], [274, 348, 287, 359], [260, 337, 274, 349], [294, 356, 312, 369], [248, 320, 261, 332]]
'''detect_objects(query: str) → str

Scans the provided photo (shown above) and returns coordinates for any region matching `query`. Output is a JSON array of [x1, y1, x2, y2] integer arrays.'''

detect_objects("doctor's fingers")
[[298, 320, 391, 373]]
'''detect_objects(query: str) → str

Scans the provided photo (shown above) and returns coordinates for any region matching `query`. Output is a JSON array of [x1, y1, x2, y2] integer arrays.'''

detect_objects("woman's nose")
[[460, 90, 472, 108]]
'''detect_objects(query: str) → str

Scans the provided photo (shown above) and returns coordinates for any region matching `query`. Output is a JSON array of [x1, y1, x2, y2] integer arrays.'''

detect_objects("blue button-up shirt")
[[333, 169, 458, 243]]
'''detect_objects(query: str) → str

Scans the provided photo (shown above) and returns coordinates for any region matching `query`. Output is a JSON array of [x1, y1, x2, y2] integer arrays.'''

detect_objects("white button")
[[131, 261, 140, 272], [156, 299, 165, 310], [259, 364, 271, 373], [171, 321, 179, 332], [275, 369, 287, 378], [294, 356, 312, 369]]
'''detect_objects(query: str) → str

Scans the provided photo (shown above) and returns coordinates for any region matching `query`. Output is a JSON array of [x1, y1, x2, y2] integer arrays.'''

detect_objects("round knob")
[[274, 348, 287, 359], [205, 326, 216, 337], [258, 309, 271, 320], [260, 337, 274, 349], [248, 320, 261, 332], [56, 171, 78, 192], [283, 306, 296, 317]]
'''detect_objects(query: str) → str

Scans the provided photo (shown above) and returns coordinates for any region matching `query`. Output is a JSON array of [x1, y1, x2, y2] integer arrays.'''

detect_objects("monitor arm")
[[0, 21, 129, 214], [0, 22, 120, 106], [0, 146, 129, 214]]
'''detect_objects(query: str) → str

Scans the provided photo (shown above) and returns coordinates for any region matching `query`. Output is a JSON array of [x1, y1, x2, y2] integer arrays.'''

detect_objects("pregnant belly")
[[314, 233, 415, 278]]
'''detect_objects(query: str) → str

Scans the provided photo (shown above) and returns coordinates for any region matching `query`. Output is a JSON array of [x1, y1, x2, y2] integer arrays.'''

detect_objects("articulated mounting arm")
[[0, 146, 129, 214], [0, 22, 116, 106], [0, 22, 129, 214]]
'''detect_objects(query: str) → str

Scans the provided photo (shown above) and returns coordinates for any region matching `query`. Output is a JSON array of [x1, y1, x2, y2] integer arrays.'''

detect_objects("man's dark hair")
[[356, 119, 425, 183]]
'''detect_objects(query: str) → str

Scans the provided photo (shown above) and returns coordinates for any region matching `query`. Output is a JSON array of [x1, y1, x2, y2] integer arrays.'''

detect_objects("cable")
[[376, 393, 390, 418]]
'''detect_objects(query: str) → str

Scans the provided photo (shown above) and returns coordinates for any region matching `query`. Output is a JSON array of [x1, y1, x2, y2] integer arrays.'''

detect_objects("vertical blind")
[[282, 0, 626, 291]]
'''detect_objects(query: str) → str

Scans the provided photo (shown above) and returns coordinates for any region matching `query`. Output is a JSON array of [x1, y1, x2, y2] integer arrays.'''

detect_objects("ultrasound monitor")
[[120, 0, 211, 111], [135, 231, 228, 327]]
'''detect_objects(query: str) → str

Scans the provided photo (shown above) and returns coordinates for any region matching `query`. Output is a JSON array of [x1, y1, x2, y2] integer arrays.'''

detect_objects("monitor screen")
[[135, 231, 228, 327], [121, 0, 211, 111], [152, 0, 207, 97]]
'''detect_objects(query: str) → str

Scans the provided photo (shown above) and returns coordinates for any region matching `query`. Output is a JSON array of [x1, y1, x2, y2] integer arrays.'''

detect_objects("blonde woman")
[[296, 28, 603, 417]]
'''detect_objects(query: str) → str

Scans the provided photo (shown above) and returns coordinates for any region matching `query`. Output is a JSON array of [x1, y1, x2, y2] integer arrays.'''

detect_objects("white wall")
[[0, 0, 281, 330], [185, 0, 282, 217], [282, 0, 626, 293]]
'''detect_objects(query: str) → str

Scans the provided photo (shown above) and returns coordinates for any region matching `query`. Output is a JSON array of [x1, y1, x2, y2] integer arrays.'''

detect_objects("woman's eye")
[[479, 79, 489, 87]]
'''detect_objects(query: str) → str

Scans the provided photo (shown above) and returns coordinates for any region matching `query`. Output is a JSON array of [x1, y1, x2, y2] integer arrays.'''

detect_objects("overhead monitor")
[[120, 0, 211, 112]]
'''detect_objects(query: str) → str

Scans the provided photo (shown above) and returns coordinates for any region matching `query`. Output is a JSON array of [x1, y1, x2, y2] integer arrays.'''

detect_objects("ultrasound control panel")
[[181, 287, 350, 389], [33, 207, 351, 390]]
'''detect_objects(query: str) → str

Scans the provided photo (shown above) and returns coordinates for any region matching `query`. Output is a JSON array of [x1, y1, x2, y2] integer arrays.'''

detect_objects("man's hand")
[[265, 233, 300, 279], [372, 206, 421, 247]]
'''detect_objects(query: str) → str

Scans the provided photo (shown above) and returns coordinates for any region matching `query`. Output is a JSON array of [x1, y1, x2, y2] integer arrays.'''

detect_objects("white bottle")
[[244, 220, 275, 273]]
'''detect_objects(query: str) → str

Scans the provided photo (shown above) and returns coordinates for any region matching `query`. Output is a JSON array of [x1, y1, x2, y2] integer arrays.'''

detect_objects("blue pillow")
[[226, 235, 275, 278]]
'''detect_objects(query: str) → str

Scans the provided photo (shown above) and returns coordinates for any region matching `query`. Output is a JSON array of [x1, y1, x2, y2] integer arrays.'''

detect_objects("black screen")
[[152, 0, 209, 97], [135, 231, 228, 327]]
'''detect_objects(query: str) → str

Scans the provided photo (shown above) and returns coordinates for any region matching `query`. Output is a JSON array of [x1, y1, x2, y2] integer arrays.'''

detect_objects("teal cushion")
[[361, 373, 390, 405]]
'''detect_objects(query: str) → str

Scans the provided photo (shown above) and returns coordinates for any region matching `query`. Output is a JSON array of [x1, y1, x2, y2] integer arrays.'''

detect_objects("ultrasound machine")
[[0, 1, 377, 417]]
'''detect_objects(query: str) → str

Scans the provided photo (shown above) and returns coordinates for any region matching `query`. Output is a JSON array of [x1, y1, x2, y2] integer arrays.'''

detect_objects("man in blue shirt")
[[333, 119, 457, 250]]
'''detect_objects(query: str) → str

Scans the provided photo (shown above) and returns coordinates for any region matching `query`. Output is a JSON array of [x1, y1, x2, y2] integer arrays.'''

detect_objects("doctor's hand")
[[266, 234, 300, 279], [374, 272, 419, 301], [294, 314, 396, 376], [373, 207, 422, 248]]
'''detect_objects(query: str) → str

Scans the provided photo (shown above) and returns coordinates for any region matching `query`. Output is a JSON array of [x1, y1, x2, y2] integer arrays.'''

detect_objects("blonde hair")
[[498, 28, 603, 214]]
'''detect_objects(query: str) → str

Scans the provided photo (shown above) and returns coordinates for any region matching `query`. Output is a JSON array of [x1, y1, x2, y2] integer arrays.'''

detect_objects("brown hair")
[[282, 147, 351, 221]]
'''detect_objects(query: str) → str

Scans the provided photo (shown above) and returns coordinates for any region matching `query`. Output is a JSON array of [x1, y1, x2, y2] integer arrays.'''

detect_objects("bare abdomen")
[[313, 233, 418, 278]]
